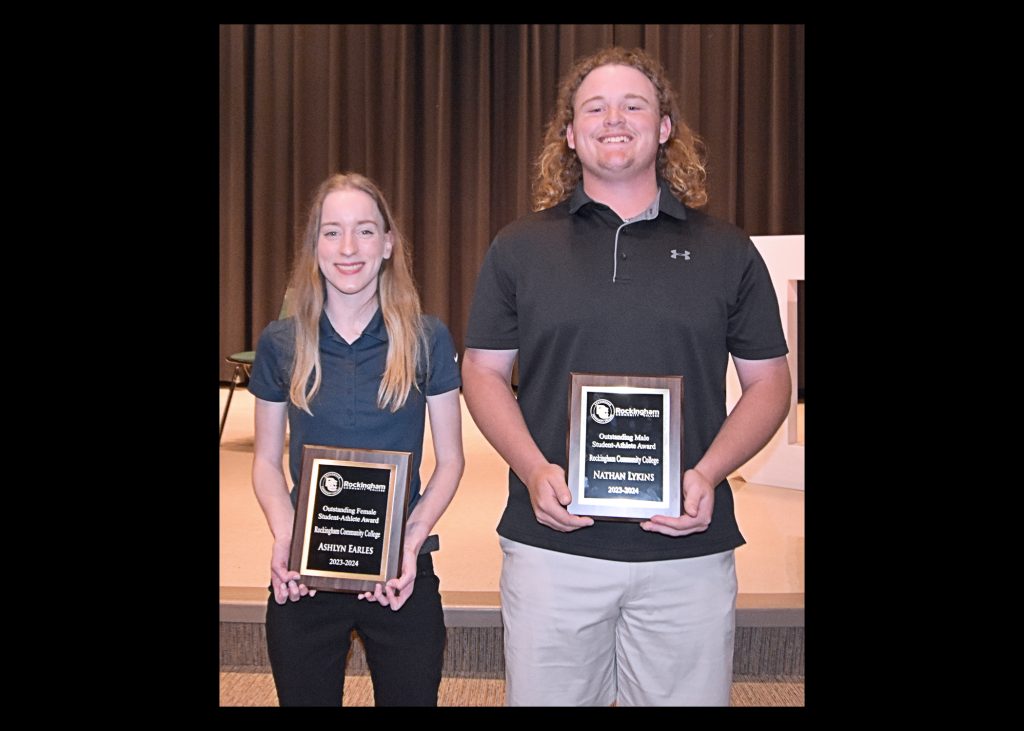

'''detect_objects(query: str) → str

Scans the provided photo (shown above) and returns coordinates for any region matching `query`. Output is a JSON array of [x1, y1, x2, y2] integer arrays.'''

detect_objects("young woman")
[[248, 172, 464, 706]]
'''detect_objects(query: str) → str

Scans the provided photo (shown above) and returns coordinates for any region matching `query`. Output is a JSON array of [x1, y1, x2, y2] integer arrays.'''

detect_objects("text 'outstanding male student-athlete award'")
[[289, 446, 411, 592], [566, 373, 683, 521]]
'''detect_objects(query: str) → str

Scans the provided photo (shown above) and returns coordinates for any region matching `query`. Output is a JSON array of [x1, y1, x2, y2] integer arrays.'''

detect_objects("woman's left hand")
[[357, 544, 418, 610]]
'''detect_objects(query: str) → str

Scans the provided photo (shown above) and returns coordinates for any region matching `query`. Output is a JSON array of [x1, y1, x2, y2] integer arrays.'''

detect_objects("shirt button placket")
[[345, 359, 356, 426], [618, 229, 630, 281]]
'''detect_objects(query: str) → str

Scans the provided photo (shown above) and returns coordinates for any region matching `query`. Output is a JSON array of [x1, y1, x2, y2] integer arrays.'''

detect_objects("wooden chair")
[[220, 289, 294, 443]]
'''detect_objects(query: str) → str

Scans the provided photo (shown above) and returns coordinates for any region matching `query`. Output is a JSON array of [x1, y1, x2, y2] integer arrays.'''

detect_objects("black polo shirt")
[[249, 308, 461, 513], [465, 179, 788, 561]]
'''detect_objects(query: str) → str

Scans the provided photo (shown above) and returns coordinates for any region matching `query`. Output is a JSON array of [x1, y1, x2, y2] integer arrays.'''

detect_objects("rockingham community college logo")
[[590, 399, 616, 424], [589, 397, 662, 423], [319, 471, 344, 497]]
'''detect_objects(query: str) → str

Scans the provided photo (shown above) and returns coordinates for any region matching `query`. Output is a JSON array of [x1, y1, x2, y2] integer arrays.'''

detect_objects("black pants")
[[265, 552, 445, 706]]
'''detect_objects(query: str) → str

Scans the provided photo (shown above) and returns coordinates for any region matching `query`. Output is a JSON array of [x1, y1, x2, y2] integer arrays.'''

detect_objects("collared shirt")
[[249, 307, 461, 512], [466, 178, 788, 562]]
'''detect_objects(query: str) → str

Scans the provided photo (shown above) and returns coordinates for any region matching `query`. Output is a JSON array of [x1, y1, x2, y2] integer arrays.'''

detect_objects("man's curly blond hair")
[[533, 46, 708, 212]]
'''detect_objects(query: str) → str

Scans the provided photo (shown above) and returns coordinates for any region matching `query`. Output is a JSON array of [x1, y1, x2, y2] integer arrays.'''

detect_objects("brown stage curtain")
[[220, 24, 805, 380]]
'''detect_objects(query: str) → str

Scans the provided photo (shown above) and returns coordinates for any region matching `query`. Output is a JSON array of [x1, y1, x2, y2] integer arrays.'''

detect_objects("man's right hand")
[[524, 463, 595, 532]]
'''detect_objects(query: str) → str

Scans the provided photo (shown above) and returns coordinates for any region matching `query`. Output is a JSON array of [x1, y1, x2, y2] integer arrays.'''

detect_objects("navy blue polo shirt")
[[465, 179, 788, 562], [248, 308, 461, 513]]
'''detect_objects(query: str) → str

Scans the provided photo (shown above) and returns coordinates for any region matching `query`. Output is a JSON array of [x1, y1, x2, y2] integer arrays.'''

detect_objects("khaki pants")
[[499, 537, 736, 706]]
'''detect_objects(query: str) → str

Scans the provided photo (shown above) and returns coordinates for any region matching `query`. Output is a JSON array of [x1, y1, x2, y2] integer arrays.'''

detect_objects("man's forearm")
[[694, 358, 792, 485], [462, 359, 550, 484]]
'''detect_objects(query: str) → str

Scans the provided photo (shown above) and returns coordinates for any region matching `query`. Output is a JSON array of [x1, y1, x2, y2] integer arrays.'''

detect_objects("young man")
[[462, 47, 792, 706]]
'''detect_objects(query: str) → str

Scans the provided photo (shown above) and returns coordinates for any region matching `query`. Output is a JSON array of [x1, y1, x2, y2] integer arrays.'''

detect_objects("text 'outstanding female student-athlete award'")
[[566, 373, 683, 521], [289, 446, 411, 592]]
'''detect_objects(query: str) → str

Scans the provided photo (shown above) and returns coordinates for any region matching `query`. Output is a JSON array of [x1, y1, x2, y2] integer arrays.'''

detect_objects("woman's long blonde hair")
[[287, 172, 425, 414], [532, 46, 708, 211]]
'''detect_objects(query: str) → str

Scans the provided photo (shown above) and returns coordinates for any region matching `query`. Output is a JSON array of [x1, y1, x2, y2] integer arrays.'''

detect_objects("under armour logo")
[[670, 249, 691, 260]]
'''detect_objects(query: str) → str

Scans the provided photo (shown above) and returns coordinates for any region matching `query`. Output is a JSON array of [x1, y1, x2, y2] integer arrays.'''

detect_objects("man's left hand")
[[641, 468, 715, 537]]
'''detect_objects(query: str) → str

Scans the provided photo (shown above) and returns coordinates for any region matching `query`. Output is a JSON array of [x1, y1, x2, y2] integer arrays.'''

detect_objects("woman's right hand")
[[270, 538, 316, 604]]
